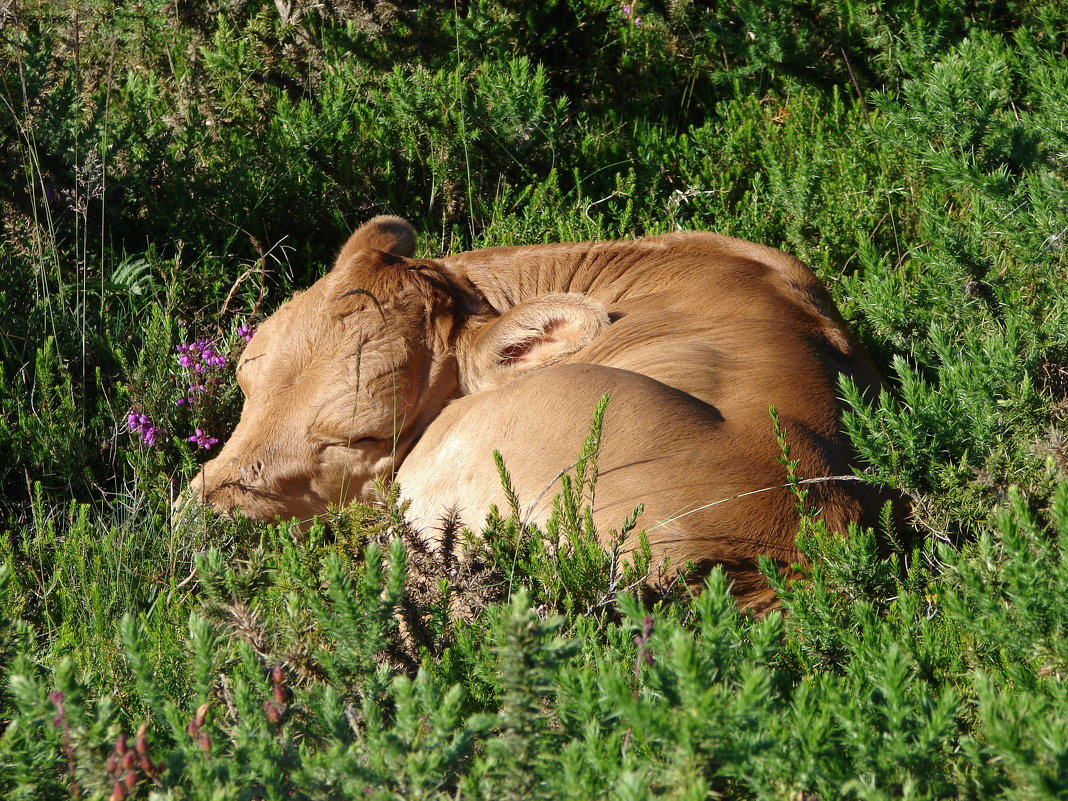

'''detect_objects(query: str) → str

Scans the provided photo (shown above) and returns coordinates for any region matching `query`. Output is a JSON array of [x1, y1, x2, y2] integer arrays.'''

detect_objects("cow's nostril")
[[233, 461, 268, 486]]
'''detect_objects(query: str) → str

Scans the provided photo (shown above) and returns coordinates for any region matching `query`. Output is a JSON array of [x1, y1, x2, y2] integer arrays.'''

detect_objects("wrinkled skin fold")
[[188, 216, 893, 607]]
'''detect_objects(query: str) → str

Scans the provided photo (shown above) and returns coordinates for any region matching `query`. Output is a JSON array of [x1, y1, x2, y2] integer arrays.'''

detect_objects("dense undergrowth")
[[1, 0, 1067, 797]]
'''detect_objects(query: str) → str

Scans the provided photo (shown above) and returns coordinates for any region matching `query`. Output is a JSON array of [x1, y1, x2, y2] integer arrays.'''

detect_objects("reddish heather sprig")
[[50, 691, 81, 799], [106, 722, 163, 800], [186, 703, 212, 753], [264, 664, 291, 727], [632, 615, 654, 692]]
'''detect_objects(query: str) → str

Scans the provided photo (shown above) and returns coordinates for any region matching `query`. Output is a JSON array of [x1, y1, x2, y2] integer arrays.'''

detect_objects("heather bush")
[[2, 0, 1067, 797]]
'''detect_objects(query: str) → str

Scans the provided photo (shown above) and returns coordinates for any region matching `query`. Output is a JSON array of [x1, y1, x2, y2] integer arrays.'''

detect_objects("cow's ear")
[[459, 294, 610, 394], [336, 216, 417, 263]]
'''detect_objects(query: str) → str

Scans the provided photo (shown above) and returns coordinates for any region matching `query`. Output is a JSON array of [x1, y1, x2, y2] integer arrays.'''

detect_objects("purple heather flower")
[[127, 411, 158, 446], [237, 323, 256, 343], [188, 429, 219, 450], [177, 337, 229, 372]]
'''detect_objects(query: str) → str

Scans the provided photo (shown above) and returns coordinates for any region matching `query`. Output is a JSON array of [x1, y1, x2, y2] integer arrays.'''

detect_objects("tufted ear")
[[336, 215, 417, 265], [328, 216, 489, 347], [459, 293, 610, 394]]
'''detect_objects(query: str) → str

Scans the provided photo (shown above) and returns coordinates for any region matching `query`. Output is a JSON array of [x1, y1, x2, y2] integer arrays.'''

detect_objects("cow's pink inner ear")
[[499, 336, 543, 366], [459, 294, 611, 394], [498, 318, 579, 367]]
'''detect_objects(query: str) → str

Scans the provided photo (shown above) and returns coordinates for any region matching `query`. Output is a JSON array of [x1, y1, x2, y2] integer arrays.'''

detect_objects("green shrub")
[[4, 490, 1068, 797], [3, 0, 1068, 796]]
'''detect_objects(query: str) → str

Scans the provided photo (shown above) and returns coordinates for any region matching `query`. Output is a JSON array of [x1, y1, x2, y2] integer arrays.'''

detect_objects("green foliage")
[[4, 500, 1068, 797], [475, 393, 655, 618], [3, 0, 1068, 796]]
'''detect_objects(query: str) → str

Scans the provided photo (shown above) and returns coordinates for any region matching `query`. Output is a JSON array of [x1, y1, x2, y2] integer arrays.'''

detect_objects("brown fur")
[[188, 216, 889, 606], [398, 363, 843, 611]]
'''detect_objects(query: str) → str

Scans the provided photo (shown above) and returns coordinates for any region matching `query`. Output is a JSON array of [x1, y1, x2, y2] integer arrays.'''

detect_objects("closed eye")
[[236, 353, 268, 394], [238, 354, 267, 370], [317, 436, 382, 449]]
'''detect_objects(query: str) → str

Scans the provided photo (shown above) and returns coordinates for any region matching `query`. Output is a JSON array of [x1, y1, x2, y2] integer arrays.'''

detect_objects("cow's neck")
[[442, 240, 662, 312]]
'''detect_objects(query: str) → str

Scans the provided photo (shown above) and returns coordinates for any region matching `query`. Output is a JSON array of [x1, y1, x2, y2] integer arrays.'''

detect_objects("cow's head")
[[186, 216, 609, 525]]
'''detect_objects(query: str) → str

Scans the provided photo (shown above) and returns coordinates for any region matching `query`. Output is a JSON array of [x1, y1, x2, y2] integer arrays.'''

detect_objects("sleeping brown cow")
[[188, 216, 888, 604]]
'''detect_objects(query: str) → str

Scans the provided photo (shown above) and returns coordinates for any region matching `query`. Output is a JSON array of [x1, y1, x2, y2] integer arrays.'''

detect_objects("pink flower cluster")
[[176, 339, 227, 372], [175, 338, 228, 408], [127, 412, 158, 446], [127, 321, 254, 451], [174, 337, 230, 448], [622, 2, 642, 25], [188, 428, 219, 449]]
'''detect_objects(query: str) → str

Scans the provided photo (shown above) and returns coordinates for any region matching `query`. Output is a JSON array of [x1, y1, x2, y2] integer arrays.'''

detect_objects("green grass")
[[2, 0, 1068, 797]]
